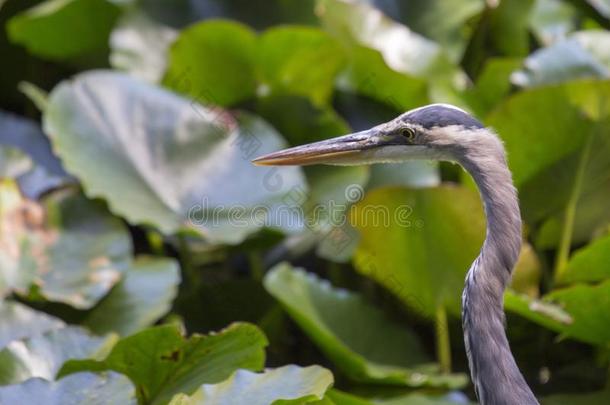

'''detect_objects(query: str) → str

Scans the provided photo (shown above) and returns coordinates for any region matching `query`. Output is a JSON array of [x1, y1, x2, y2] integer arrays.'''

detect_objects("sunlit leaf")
[[0, 182, 132, 309], [0, 301, 64, 349], [350, 185, 485, 317], [0, 371, 135, 404], [163, 20, 257, 106], [175, 365, 333, 405], [317, 0, 464, 104], [0, 326, 116, 385], [529, 0, 580, 45], [7, 0, 120, 60], [379, 0, 484, 61], [512, 31, 610, 87], [545, 279, 610, 345], [463, 57, 522, 116], [487, 80, 610, 239], [109, 10, 177, 82], [84, 256, 181, 336], [557, 234, 610, 284], [264, 263, 466, 388], [503, 290, 573, 333], [44, 70, 306, 244], [59, 323, 268, 405], [464, 0, 535, 75], [258, 26, 345, 105]]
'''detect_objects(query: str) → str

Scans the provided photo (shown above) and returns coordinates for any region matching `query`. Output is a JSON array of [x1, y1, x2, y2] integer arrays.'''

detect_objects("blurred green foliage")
[[1, 0, 610, 403]]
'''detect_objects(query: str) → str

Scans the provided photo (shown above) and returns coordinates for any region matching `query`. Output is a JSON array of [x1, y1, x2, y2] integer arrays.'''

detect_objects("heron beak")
[[252, 129, 390, 166]]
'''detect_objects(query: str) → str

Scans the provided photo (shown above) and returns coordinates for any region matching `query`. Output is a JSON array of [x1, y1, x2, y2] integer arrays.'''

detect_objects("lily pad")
[[381, 0, 484, 62], [7, 0, 121, 60], [0, 301, 64, 349], [0, 371, 135, 405], [109, 10, 178, 82], [84, 256, 181, 337], [350, 185, 485, 317], [59, 323, 268, 405], [44, 70, 306, 244], [505, 280, 610, 346], [163, 20, 257, 106], [0, 181, 133, 309], [0, 326, 116, 385], [557, 233, 610, 284], [487, 80, 610, 244], [545, 279, 610, 345], [512, 31, 610, 87], [263, 263, 466, 388], [258, 26, 345, 105], [179, 365, 333, 405], [317, 0, 464, 104]]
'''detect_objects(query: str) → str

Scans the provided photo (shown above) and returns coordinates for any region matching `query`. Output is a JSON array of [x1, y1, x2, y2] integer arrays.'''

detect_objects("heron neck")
[[458, 139, 539, 405]]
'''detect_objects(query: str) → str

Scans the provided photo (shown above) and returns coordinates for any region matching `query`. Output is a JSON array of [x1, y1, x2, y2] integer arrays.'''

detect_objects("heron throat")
[[457, 130, 539, 405]]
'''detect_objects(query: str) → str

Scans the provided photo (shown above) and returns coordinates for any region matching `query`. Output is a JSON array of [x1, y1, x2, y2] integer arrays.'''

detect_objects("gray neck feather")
[[454, 129, 539, 405]]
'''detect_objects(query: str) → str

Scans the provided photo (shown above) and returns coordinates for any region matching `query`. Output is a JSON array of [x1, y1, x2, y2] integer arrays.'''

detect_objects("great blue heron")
[[253, 104, 538, 405]]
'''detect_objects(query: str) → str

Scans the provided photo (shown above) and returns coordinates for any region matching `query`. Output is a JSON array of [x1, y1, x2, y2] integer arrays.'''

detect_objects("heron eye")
[[400, 128, 416, 141]]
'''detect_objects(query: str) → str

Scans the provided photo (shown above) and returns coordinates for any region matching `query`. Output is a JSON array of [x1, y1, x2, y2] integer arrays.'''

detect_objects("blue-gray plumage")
[[253, 104, 539, 405]]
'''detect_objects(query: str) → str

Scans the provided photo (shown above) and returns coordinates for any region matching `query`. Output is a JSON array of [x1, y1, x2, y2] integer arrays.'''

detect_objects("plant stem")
[[435, 305, 452, 373], [554, 135, 593, 281], [248, 251, 265, 282]]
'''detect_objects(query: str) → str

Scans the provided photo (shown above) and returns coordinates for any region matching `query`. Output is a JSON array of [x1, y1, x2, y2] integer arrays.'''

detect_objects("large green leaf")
[[258, 26, 345, 105], [503, 290, 573, 333], [506, 280, 610, 345], [7, 0, 120, 60], [0, 326, 116, 385], [0, 301, 64, 349], [0, 371, 135, 404], [383, 0, 484, 61], [318, 0, 461, 105], [84, 256, 181, 337], [43, 70, 306, 244], [462, 0, 535, 77], [544, 279, 610, 345], [463, 57, 522, 116], [174, 365, 333, 405], [487, 80, 610, 241], [109, 10, 177, 83], [512, 31, 610, 87], [59, 323, 268, 405], [163, 20, 257, 106], [264, 263, 466, 388], [336, 46, 429, 112], [0, 182, 132, 309], [557, 234, 610, 284], [350, 185, 485, 316], [529, 0, 580, 46], [165, 22, 345, 107]]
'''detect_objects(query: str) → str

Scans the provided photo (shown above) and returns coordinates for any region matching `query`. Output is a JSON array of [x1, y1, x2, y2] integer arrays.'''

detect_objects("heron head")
[[252, 104, 485, 167]]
